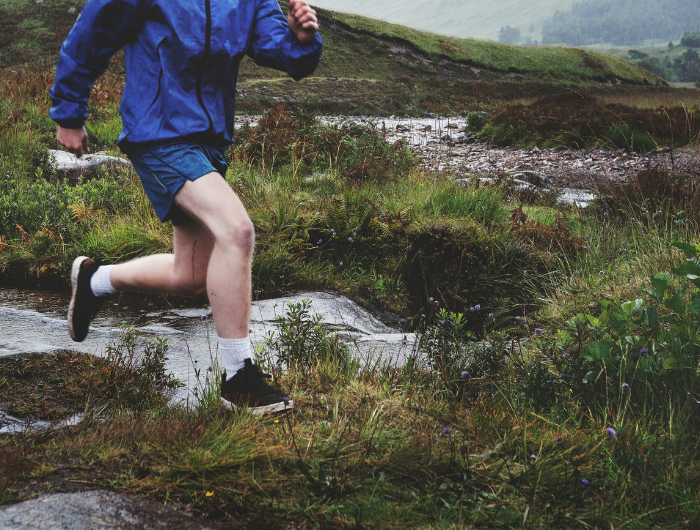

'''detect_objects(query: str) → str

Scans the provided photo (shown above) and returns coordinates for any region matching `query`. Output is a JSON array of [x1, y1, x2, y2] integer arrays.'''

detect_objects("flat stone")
[[0, 491, 216, 529], [558, 188, 597, 208], [48, 150, 131, 181]]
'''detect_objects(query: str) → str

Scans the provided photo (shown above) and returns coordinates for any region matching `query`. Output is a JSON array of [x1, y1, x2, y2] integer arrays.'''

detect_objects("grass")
[[2, 3, 700, 527], [4, 291, 700, 527]]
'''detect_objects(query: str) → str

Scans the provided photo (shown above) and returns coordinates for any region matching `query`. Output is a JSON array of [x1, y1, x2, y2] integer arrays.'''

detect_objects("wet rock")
[[558, 188, 597, 208], [0, 491, 216, 529], [423, 112, 437, 119], [507, 171, 554, 189], [48, 150, 131, 182], [0, 410, 82, 436]]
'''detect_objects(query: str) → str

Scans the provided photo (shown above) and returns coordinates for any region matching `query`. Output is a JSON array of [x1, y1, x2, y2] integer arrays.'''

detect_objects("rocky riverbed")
[[238, 115, 700, 190]]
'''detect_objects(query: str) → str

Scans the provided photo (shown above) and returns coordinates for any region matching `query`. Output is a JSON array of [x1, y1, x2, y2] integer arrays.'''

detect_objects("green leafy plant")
[[92, 325, 181, 414], [261, 299, 354, 378], [525, 241, 700, 418]]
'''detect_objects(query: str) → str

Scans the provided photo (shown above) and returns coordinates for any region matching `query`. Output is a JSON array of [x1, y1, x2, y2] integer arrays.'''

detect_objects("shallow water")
[[0, 287, 413, 408]]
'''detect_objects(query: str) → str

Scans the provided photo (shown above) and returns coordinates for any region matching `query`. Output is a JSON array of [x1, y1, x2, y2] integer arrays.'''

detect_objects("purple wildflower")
[[530, 454, 536, 460], [443, 427, 450, 435], [639, 348, 648, 356], [622, 383, 629, 389], [582, 479, 589, 485], [474, 304, 481, 311], [535, 328, 543, 336], [201, 315, 207, 321], [461, 371, 469, 378], [606, 427, 616, 439], [348, 237, 353, 242]]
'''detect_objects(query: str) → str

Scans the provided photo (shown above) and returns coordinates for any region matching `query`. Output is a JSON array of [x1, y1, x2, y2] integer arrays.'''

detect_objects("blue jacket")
[[49, 0, 322, 146]]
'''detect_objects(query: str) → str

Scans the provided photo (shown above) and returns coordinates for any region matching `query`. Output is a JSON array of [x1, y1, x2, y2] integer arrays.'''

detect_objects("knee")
[[214, 217, 255, 258]]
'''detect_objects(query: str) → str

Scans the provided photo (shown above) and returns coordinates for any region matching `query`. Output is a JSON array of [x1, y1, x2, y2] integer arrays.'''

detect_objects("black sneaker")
[[220, 359, 294, 415], [67, 256, 103, 342]]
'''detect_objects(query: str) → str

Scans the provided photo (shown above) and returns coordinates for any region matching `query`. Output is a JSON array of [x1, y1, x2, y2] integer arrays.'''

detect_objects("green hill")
[[310, 0, 572, 43], [0, 0, 668, 116]]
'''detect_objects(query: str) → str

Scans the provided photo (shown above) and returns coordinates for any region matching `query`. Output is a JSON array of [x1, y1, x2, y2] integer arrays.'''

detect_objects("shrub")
[[261, 299, 354, 378], [91, 325, 181, 414], [681, 31, 700, 48], [466, 111, 484, 132], [417, 309, 508, 398], [606, 123, 656, 153]]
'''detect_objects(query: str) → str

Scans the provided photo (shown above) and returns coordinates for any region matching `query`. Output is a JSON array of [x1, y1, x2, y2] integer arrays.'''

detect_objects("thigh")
[[172, 215, 215, 281], [174, 172, 251, 234]]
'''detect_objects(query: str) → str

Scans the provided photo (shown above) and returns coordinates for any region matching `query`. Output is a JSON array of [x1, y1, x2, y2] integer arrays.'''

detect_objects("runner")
[[49, 0, 322, 414]]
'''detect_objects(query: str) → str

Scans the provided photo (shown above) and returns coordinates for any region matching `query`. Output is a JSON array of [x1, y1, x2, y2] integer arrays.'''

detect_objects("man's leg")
[[109, 217, 214, 297], [168, 172, 255, 339]]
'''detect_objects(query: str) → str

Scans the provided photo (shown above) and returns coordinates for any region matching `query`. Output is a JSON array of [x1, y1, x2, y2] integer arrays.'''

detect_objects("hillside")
[[0, 0, 668, 116], [309, 0, 572, 42]]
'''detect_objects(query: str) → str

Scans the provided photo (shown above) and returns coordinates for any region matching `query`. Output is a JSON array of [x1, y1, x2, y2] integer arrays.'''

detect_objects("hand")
[[287, 0, 318, 44], [57, 126, 89, 158]]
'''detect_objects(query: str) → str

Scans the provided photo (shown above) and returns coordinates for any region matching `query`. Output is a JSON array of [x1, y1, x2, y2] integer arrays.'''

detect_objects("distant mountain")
[[310, 0, 573, 42], [542, 0, 700, 46]]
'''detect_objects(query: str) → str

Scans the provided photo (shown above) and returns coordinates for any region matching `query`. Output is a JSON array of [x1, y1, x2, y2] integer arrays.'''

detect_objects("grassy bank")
[[4, 266, 700, 528]]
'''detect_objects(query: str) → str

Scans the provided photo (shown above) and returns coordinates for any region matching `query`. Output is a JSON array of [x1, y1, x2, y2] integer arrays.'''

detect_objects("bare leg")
[[110, 217, 214, 296], [111, 173, 254, 340]]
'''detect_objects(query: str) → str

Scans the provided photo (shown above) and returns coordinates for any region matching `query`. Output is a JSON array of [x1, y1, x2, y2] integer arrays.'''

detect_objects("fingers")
[[56, 126, 89, 159], [290, 1, 316, 23]]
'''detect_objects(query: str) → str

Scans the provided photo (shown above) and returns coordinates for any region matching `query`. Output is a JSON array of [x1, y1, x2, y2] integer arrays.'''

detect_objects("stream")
[[0, 288, 413, 418]]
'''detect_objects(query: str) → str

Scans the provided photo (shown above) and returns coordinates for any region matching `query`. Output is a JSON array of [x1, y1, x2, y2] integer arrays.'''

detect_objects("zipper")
[[196, 0, 214, 132]]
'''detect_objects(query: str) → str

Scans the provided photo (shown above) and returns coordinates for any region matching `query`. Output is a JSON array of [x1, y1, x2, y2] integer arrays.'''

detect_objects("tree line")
[[541, 0, 700, 46]]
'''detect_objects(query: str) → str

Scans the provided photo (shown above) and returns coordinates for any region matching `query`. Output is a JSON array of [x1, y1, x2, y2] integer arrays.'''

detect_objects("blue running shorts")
[[123, 141, 229, 224]]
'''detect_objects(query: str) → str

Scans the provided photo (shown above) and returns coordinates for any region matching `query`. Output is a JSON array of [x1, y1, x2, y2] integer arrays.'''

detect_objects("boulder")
[[48, 150, 132, 182], [0, 491, 216, 530]]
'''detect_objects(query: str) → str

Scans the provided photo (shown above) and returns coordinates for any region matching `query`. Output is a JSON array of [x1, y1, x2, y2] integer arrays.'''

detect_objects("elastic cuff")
[[54, 118, 86, 129]]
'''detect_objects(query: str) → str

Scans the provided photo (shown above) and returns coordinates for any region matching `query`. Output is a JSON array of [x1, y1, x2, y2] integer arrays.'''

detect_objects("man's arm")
[[247, 0, 322, 81], [50, 0, 146, 157]]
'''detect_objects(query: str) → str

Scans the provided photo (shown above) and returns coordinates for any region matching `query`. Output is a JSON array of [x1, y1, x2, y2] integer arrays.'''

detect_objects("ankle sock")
[[219, 337, 251, 380], [90, 265, 117, 297]]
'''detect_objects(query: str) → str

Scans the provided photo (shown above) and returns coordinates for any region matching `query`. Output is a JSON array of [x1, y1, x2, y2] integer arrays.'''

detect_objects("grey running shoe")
[[67, 256, 103, 342], [220, 359, 294, 415]]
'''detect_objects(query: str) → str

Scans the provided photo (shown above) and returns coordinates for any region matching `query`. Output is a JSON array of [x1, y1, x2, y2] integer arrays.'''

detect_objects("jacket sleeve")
[[247, 0, 322, 81], [49, 0, 147, 128]]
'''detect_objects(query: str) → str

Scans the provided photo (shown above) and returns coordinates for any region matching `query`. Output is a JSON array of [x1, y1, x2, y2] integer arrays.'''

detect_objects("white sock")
[[220, 337, 251, 380], [90, 265, 117, 297]]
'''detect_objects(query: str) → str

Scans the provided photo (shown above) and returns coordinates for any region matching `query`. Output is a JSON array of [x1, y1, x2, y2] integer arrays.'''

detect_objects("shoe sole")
[[220, 397, 294, 415], [67, 256, 89, 342]]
